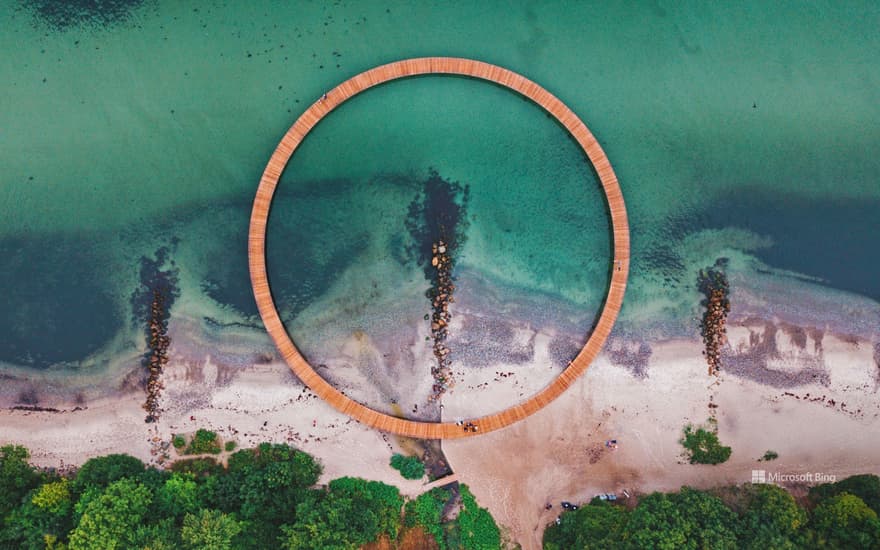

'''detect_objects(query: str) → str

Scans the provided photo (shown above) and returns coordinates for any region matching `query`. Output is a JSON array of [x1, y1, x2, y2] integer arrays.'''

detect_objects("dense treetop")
[[0, 443, 502, 550], [544, 475, 880, 550]]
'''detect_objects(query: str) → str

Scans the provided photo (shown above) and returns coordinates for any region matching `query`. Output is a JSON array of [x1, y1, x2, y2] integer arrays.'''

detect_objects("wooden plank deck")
[[249, 57, 630, 439]]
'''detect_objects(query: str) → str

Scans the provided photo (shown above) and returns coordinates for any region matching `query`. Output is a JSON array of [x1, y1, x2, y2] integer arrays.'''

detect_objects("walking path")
[[249, 57, 629, 438], [421, 472, 460, 492]]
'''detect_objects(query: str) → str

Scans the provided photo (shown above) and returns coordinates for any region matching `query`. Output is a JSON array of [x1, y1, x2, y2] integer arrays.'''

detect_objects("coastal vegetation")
[[390, 453, 425, 480], [544, 477, 880, 549], [0, 444, 501, 550], [680, 420, 732, 465], [170, 430, 236, 457], [403, 485, 501, 550], [184, 429, 222, 455], [760, 450, 780, 461]]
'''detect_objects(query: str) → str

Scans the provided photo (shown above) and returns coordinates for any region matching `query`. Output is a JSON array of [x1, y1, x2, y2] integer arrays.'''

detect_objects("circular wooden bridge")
[[249, 57, 629, 439]]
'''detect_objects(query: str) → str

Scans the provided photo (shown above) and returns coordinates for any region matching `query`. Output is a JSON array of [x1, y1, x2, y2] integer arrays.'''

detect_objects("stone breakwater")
[[143, 288, 170, 422], [699, 268, 730, 376], [428, 240, 456, 401]]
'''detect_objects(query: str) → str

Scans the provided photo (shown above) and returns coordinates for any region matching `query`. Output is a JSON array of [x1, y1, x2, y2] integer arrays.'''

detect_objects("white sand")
[[0, 354, 428, 497]]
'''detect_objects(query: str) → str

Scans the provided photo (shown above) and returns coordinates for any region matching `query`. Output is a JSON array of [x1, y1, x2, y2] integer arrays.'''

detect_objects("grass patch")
[[172, 434, 186, 449], [185, 429, 221, 455], [169, 457, 223, 477], [759, 450, 779, 461], [225, 440, 237, 452]]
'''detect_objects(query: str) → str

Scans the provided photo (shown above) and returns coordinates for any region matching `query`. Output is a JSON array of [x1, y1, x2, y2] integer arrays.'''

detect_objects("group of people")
[[456, 420, 479, 433]]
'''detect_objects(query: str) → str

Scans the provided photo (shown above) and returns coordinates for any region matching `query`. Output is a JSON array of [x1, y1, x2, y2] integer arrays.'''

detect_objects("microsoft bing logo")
[[749, 470, 835, 484]]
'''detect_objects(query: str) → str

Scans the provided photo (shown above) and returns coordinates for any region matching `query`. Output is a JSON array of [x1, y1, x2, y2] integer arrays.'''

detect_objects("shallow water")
[[1, 1, 878, 408]]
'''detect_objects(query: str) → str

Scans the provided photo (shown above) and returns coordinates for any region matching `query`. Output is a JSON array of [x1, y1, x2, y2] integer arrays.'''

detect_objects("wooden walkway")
[[421, 472, 460, 492], [249, 57, 630, 439]]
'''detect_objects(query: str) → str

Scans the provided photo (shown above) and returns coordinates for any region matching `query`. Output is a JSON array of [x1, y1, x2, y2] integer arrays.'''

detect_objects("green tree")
[[810, 474, 880, 515], [180, 509, 242, 550], [156, 473, 201, 519], [811, 492, 880, 549], [0, 479, 75, 550], [404, 488, 448, 548], [390, 453, 425, 480], [737, 483, 806, 549], [72, 454, 145, 493], [455, 485, 501, 550], [625, 487, 737, 549], [68, 477, 153, 550], [0, 445, 42, 523], [204, 443, 321, 549], [0, 500, 54, 550], [280, 477, 404, 550], [544, 500, 628, 550], [31, 479, 72, 515], [134, 517, 179, 550], [680, 424, 732, 465]]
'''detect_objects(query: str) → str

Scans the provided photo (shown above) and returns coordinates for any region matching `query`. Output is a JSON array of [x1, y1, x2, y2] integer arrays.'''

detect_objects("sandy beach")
[[3, 306, 878, 550], [445, 331, 880, 549]]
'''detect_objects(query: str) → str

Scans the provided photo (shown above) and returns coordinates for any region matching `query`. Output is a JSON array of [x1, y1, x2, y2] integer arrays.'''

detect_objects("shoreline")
[[444, 332, 880, 549], [2, 264, 879, 550], [2, 324, 878, 549]]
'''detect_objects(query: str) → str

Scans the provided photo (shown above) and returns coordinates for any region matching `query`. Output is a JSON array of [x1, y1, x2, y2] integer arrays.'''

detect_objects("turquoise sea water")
[[1, 1, 878, 406]]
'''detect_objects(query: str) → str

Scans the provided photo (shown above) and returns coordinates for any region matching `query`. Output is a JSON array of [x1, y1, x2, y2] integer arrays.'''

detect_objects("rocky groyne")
[[131, 247, 179, 423], [143, 288, 170, 422], [429, 240, 456, 401], [699, 267, 730, 376], [404, 170, 470, 404]]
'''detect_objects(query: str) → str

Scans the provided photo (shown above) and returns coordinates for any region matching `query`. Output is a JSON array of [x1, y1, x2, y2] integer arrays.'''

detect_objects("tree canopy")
[[737, 483, 806, 550], [544, 500, 628, 550], [0, 443, 499, 550], [811, 492, 880, 549], [180, 509, 242, 550], [810, 474, 880, 515], [280, 477, 404, 550], [543, 477, 880, 550], [68, 477, 152, 550], [0, 445, 42, 523], [390, 453, 425, 480]]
